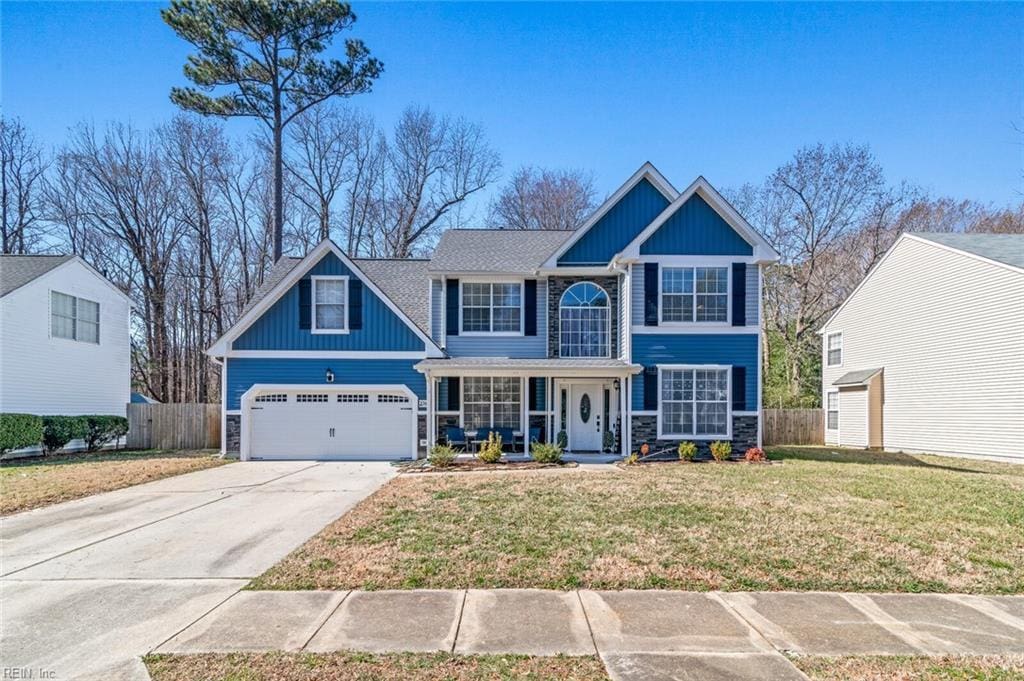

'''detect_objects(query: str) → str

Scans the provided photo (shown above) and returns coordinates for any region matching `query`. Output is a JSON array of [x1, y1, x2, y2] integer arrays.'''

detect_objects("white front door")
[[569, 383, 603, 451]]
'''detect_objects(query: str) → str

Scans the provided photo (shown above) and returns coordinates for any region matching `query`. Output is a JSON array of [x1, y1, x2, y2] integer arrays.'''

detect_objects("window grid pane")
[[462, 283, 522, 333], [661, 368, 728, 437], [559, 282, 610, 357]]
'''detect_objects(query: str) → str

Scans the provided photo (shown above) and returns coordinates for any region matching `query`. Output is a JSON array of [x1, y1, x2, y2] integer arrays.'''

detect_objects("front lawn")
[[792, 655, 1024, 680], [0, 449, 229, 515], [144, 652, 608, 681], [252, 447, 1024, 593]]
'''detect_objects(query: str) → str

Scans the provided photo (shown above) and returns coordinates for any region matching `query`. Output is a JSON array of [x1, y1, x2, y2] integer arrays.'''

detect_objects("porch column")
[[521, 375, 528, 454], [425, 375, 434, 456], [619, 375, 628, 456]]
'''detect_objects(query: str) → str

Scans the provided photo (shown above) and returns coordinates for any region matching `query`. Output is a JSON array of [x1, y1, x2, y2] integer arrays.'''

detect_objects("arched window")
[[559, 282, 610, 357]]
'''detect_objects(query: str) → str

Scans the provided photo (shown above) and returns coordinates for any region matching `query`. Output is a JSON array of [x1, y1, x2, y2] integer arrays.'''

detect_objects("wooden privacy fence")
[[127, 403, 220, 450], [763, 408, 824, 446]]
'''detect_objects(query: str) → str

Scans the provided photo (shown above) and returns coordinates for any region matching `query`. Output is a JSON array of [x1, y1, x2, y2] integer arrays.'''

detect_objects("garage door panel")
[[248, 389, 414, 460]]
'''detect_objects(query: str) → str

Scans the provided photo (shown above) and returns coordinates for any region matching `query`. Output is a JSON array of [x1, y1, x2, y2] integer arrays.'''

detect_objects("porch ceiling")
[[415, 357, 642, 376]]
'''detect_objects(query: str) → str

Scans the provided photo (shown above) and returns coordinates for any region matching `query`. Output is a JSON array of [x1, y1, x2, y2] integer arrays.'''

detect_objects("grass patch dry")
[[793, 655, 1024, 680], [0, 449, 229, 515], [252, 447, 1024, 593], [144, 652, 608, 681]]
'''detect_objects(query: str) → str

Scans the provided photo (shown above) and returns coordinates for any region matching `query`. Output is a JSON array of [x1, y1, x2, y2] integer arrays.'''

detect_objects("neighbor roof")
[[428, 229, 573, 274], [832, 368, 883, 386], [0, 254, 74, 297], [910, 233, 1024, 271]]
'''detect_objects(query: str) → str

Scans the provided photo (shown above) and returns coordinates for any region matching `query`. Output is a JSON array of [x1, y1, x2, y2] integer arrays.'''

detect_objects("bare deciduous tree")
[[1, 117, 49, 253], [489, 166, 597, 231]]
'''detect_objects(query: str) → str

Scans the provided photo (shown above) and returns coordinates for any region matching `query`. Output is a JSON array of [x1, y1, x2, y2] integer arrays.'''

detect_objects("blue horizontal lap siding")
[[559, 179, 670, 265], [631, 334, 758, 411], [233, 253, 424, 351], [225, 358, 425, 410], [445, 280, 548, 358], [640, 195, 753, 256]]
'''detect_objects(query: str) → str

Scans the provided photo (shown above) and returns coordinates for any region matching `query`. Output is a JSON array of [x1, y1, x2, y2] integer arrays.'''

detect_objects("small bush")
[[429, 443, 458, 468], [42, 415, 90, 453], [555, 430, 568, 449], [710, 440, 732, 461], [623, 452, 639, 466], [530, 441, 563, 464], [678, 441, 698, 461], [602, 430, 615, 451], [0, 413, 43, 452], [84, 415, 129, 452], [476, 431, 503, 463], [744, 447, 766, 462]]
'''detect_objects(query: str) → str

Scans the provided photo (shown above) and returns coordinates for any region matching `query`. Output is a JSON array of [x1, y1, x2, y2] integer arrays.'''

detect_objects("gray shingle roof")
[[832, 368, 883, 386], [427, 229, 574, 273], [353, 258, 430, 335], [0, 255, 74, 297], [911, 233, 1024, 270]]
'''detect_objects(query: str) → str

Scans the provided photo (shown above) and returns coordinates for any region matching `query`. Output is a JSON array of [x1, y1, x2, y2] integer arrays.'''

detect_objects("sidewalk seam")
[[300, 590, 352, 650], [450, 589, 468, 654], [148, 585, 245, 653], [576, 590, 601, 656]]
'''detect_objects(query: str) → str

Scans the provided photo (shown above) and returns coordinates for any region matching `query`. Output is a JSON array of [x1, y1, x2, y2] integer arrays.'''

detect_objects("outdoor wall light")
[[325, 368, 335, 383]]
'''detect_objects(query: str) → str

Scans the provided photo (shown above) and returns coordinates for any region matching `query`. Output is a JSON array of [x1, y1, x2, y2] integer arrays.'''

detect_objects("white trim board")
[[226, 350, 428, 359]]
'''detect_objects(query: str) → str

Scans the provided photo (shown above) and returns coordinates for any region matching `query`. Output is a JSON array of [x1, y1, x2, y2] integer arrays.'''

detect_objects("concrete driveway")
[[0, 461, 395, 680]]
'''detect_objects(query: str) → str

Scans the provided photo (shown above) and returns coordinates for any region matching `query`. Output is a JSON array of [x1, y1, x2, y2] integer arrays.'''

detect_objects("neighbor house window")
[[312, 276, 348, 332], [659, 367, 729, 438], [463, 376, 521, 430], [827, 332, 843, 366], [51, 291, 100, 343], [661, 267, 728, 323], [826, 391, 839, 430], [559, 282, 610, 357], [461, 282, 522, 333]]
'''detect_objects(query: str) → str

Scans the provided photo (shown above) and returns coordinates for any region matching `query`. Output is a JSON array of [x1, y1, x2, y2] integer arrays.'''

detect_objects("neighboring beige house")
[[820, 232, 1024, 464]]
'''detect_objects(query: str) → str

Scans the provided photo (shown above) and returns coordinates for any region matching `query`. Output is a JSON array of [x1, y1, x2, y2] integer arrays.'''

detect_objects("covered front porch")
[[415, 357, 643, 458]]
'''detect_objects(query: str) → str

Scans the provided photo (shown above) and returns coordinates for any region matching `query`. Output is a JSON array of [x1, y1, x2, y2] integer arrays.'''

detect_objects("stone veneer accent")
[[546, 275, 620, 358], [630, 415, 758, 459], [226, 414, 241, 455], [418, 414, 427, 455]]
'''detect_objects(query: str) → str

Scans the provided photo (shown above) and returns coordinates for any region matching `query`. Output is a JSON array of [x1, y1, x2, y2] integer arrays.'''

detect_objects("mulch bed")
[[617, 458, 781, 469], [398, 459, 579, 474]]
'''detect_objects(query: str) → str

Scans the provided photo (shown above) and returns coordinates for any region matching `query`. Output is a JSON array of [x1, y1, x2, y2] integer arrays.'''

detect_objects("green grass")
[[792, 655, 1024, 680], [250, 446, 1024, 593]]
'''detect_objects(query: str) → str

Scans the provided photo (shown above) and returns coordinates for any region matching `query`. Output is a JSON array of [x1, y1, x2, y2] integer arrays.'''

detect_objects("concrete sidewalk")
[[156, 589, 1024, 680]]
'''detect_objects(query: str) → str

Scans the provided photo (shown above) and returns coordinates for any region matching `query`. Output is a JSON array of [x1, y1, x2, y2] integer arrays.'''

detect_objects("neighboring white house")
[[0, 255, 132, 417], [820, 232, 1024, 463]]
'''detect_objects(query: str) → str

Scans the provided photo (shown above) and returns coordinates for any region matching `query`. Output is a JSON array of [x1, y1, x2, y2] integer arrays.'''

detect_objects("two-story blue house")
[[207, 163, 779, 460]]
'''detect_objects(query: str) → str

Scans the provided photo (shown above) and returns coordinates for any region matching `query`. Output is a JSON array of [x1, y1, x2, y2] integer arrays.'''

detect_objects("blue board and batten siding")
[[640, 194, 753, 256], [233, 253, 425, 352], [631, 334, 758, 412], [444, 279, 548, 358], [225, 358, 425, 411], [630, 265, 759, 326], [558, 179, 670, 265]]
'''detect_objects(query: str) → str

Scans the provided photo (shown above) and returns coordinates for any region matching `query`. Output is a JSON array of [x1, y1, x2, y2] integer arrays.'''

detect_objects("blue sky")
[[3, 1, 1022, 207]]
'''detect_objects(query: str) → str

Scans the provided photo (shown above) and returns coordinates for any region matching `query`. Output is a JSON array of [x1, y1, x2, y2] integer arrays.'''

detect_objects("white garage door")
[[248, 388, 415, 460]]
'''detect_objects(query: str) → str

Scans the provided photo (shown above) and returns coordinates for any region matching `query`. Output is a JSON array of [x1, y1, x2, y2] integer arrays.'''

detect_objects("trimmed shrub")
[[476, 431, 503, 464], [555, 430, 568, 449], [84, 415, 129, 452], [429, 444, 458, 468], [42, 415, 90, 453], [678, 441, 698, 462], [0, 413, 44, 452], [744, 447, 767, 462], [710, 440, 732, 462], [530, 441, 563, 464]]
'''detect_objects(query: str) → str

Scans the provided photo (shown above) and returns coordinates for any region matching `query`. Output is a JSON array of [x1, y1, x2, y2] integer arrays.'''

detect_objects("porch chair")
[[485, 427, 515, 451], [445, 426, 468, 450]]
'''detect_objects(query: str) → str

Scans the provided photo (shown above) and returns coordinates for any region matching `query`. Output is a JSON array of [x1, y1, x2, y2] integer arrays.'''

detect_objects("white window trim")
[[49, 289, 101, 345], [311, 275, 349, 335], [458, 279, 525, 337], [656, 364, 732, 440], [657, 266, 732, 327], [825, 389, 840, 433], [826, 331, 843, 368], [558, 281, 612, 359], [459, 375, 523, 430]]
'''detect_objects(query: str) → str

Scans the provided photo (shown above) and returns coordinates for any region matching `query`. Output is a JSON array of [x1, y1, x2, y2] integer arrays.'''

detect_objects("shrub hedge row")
[[0, 413, 128, 453]]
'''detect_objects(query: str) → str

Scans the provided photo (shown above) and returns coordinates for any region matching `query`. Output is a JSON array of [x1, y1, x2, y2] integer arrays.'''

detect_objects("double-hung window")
[[51, 291, 100, 343], [661, 267, 728, 323], [312, 276, 347, 333], [462, 376, 521, 430], [826, 391, 839, 430], [826, 332, 843, 367], [659, 366, 730, 438], [461, 282, 522, 334]]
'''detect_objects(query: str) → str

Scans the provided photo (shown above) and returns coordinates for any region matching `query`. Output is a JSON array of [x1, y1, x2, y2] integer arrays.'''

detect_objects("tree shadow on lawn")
[[766, 445, 1017, 476], [0, 449, 219, 470]]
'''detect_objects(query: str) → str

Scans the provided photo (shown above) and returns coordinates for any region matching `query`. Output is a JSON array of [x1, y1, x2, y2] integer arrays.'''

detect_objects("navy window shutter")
[[349, 278, 363, 330], [447, 377, 460, 411], [643, 366, 659, 410], [524, 280, 537, 336], [446, 279, 460, 336], [644, 263, 659, 326], [732, 366, 747, 411], [298, 279, 312, 330], [731, 264, 746, 327]]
